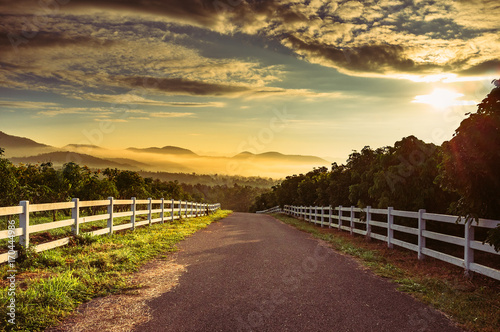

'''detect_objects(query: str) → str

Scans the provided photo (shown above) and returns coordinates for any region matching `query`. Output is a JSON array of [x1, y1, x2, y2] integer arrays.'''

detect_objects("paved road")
[[135, 212, 462, 332]]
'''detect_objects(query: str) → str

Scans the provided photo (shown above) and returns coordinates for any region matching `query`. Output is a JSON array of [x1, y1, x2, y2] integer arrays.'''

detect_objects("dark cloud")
[[63, 0, 220, 27], [283, 35, 438, 75], [120, 76, 251, 96], [0, 31, 117, 53], [458, 60, 500, 76], [0, 0, 498, 86]]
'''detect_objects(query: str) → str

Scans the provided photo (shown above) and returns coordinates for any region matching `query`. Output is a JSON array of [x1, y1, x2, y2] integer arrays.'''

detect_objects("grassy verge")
[[0, 210, 232, 332], [272, 213, 500, 332]]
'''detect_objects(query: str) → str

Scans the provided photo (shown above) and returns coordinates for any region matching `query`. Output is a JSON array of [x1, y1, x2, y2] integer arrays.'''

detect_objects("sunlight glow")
[[412, 88, 477, 109]]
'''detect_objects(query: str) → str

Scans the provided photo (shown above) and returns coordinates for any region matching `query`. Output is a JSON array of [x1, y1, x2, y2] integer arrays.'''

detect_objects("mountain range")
[[0, 131, 330, 178]]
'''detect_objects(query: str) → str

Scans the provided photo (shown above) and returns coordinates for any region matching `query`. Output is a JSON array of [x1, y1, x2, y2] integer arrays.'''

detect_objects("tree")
[[439, 79, 500, 251], [0, 147, 18, 207]]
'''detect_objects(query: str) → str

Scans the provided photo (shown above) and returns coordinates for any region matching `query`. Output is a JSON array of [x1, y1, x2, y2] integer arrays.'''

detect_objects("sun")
[[412, 88, 476, 109]]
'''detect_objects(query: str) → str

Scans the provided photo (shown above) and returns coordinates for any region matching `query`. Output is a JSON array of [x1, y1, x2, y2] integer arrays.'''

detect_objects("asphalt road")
[[135, 212, 463, 332]]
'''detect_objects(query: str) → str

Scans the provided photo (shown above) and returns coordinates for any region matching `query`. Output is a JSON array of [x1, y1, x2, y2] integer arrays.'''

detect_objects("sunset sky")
[[1, 0, 499, 164]]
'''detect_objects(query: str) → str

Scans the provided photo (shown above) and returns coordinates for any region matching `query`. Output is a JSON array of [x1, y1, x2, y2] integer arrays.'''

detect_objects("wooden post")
[[72, 198, 80, 236], [131, 197, 136, 230], [387, 207, 393, 248], [350, 206, 354, 236], [418, 209, 426, 260], [107, 197, 114, 235], [184, 201, 188, 218], [19, 201, 30, 248], [160, 198, 165, 224], [148, 198, 152, 226], [320, 206, 324, 228], [338, 205, 342, 230], [464, 219, 475, 278], [328, 205, 332, 228], [171, 199, 175, 222], [365, 206, 371, 240]]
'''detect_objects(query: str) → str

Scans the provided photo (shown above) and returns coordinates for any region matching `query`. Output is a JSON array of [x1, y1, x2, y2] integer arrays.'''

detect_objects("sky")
[[0, 0, 499, 165]]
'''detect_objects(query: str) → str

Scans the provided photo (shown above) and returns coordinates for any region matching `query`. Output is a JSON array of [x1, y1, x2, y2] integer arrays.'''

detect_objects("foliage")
[[1, 157, 267, 212], [252, 136, 456, 214], [439, 79, 500, 251], [0, 149, 18, 207]]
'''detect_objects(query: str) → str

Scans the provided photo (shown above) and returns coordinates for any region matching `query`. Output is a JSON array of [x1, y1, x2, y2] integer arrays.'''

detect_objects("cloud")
[[0, 101, 59, 109], [96, 118, 128, 123], [0, 0, 498, 98], [150, 112, 195, 118], [120, 76, 252, 96], [37, 107, 113, 117], [81, 93, 226, 107], [457, 59, 500, 76]]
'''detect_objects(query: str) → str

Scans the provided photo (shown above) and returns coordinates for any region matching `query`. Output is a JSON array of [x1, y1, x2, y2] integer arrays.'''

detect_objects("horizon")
[[1, 1, 499, 171]]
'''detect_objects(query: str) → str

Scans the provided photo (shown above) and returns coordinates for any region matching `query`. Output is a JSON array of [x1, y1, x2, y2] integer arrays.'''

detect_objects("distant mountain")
[[127, 146, 197, 156], [62, 144, 107, 150], [2, 131, 331, 177], [10, 151, 143, 170], [0, 131, 51, 149], [233, 151, 329, 164], [0, 131, 56, 157], [107, 158, 150, 169]]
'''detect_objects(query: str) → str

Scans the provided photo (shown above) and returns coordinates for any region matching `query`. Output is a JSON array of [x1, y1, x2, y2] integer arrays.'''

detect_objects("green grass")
[[0, 210, 232, 332], [272, 213, 500, 332]]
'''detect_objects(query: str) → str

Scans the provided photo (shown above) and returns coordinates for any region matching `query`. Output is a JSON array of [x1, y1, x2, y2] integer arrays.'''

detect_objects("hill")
[[10, 151, 142, 170], [127, 146, 197, 156], [233, 151, 329, 164], [0, 131, 55, 157]]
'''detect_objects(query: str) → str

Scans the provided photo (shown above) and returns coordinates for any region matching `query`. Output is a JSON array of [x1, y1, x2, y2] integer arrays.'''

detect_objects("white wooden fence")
[[0, 197, 221, 263], [271, 205, 499, 281], [256, 206, 282, 214]]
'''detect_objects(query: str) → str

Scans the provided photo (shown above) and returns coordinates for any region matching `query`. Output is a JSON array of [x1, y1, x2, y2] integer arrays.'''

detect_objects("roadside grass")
[[272, 213, 500, 332], [0, 209, 232, 332]]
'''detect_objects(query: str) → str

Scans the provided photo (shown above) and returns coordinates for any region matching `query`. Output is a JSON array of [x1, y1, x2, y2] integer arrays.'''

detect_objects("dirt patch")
[[46, 256, 186, 332]]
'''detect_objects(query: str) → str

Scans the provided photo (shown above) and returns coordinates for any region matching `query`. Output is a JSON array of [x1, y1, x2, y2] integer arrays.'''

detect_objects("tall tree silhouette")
[[439, 79, 500, 250]]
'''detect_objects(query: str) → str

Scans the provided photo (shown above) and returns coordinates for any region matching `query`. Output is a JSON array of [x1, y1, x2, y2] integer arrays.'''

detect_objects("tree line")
[[0, 156, 266, 214], [251, 80, 500, 251]]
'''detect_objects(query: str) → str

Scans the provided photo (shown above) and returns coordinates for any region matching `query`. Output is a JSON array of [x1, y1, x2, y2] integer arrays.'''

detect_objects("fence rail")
[[0, 197, 221, 264], [256, 206, 282, 214], [267, 205, 499, 281]]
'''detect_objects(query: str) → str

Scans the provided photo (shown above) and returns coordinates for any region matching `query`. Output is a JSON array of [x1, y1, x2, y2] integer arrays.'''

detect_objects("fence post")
[[107, 197, 114, 235], [418, 209, 426, 260], [350, 206, 354, 236], [320, 207, 324, 228], [328, 205, 332, 228], [338, 205, 342, 230], [72, 198, 80, 236], [387, 207, 393, 248], [464, 219, 475, 278], [366, 206, 371, 240], [131, 197, 136, 230], [19, 201, 30, 248], [171, 199, 175, 222], [160, 198, 165, 224], [148, 198, 152, 226], [185, 201, 188, 218]]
